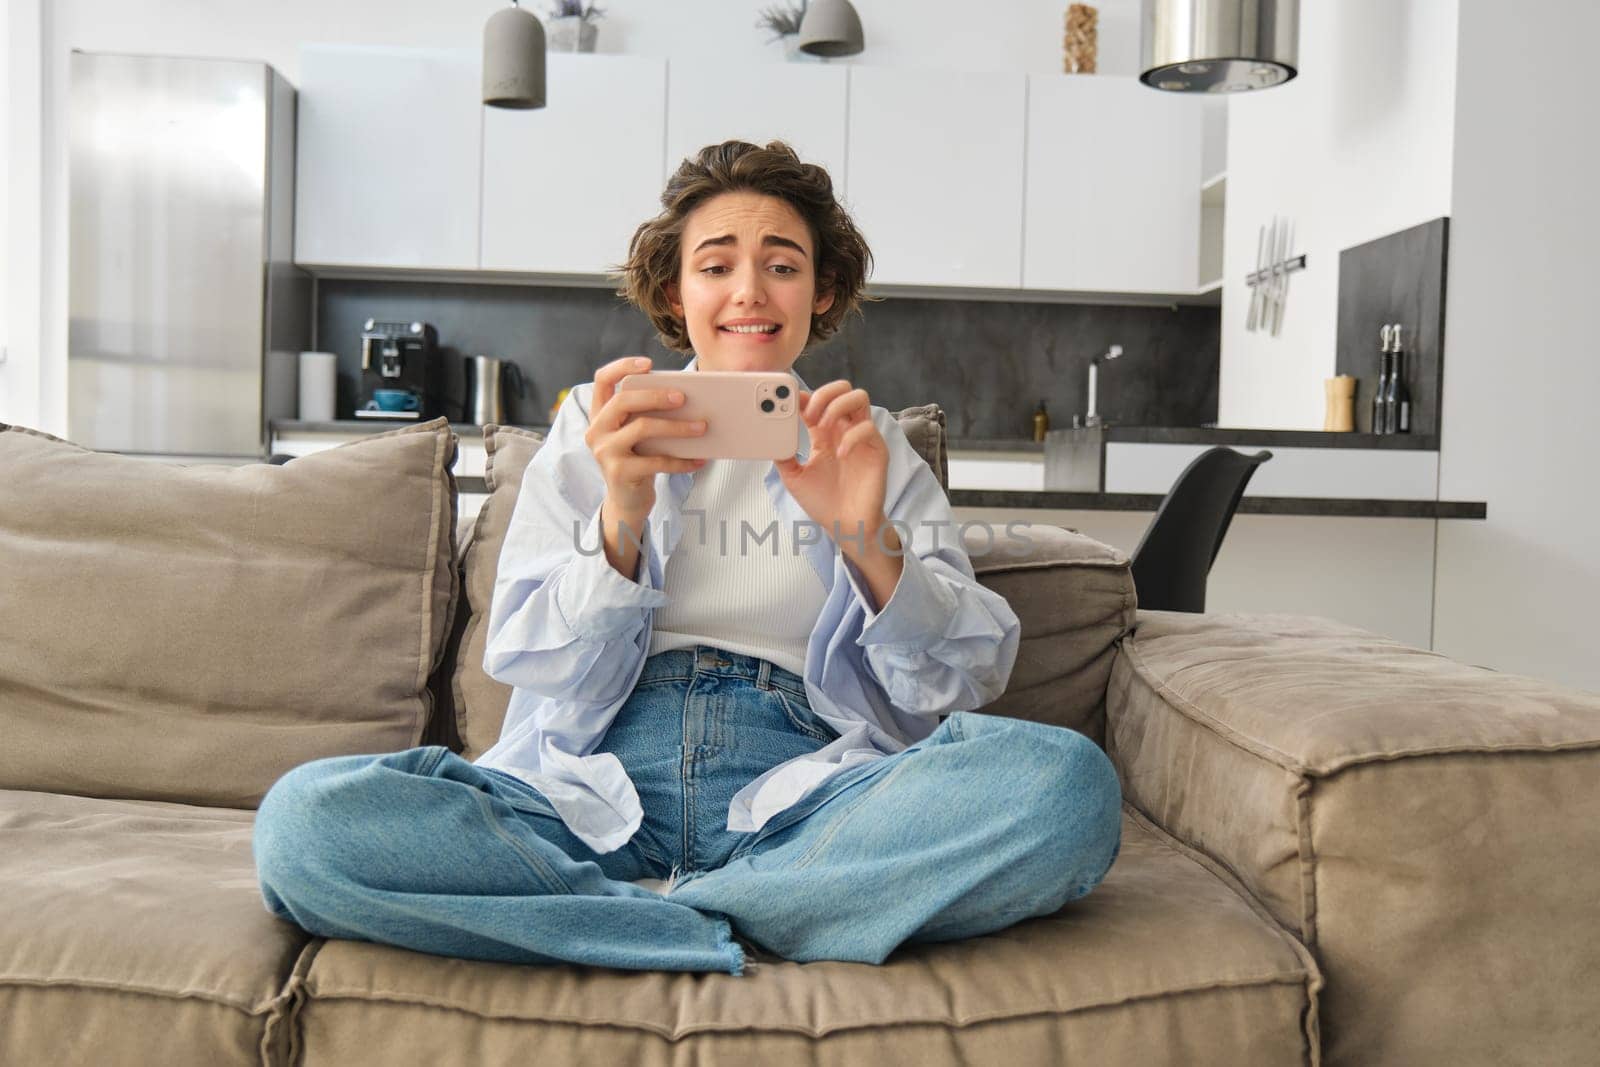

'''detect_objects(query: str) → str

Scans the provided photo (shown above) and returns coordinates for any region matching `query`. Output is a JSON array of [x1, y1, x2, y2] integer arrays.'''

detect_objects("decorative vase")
[[1063, 3, 1098, 74], [547, 16, 598, 53]]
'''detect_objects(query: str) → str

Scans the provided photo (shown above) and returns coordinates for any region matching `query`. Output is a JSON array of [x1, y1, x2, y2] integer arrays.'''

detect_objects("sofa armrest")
[[965, 523, 1134, 744], [1106, 609, 1600, 1067]]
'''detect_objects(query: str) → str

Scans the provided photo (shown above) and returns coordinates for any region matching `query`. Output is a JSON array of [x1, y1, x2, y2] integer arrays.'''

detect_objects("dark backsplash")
[[1335, 217, 1448, 435], [316, 279, 1219, 438]]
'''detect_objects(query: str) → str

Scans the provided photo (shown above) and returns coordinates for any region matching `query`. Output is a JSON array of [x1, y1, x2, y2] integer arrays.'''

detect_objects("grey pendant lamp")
[[1140, 0, 1298, 93], [483, 1, 547, 109], [796, 0, 865, 58]]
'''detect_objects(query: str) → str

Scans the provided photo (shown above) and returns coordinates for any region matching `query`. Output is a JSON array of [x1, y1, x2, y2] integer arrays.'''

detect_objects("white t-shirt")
[[646, 458, 828, 675]]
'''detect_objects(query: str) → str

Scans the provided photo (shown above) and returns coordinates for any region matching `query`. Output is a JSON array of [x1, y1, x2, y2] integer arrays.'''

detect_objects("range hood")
[[1140, 0, 1299, 93]]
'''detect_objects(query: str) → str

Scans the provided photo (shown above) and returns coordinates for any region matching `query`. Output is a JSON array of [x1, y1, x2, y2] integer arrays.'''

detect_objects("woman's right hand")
[[584, 356, 707, 524]]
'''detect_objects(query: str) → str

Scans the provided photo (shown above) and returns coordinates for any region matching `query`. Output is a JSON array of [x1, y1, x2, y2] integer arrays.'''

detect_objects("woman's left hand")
[[775, 380, 892, 562]]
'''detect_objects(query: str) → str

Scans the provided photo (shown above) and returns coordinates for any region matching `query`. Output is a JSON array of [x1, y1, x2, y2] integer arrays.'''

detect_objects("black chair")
[[1129, 447, 1272, 613]]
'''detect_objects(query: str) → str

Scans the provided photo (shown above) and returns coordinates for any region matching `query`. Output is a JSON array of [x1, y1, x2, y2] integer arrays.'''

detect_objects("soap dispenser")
[[1032, 399, 1050, 442]]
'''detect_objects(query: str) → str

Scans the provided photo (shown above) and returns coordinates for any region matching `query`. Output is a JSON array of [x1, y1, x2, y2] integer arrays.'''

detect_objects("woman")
[[253, 141, 1122, 977]]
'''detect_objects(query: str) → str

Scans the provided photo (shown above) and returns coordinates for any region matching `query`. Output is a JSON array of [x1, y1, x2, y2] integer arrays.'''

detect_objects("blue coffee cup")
[[373, 389, 420, 412]]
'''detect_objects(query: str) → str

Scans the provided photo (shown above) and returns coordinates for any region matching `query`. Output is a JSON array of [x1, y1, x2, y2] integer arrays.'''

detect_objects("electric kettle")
[[466, 356, 528, 425]]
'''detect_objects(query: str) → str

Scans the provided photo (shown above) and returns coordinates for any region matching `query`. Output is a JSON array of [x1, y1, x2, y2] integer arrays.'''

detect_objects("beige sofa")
[[3, 415, 1597, 1067]]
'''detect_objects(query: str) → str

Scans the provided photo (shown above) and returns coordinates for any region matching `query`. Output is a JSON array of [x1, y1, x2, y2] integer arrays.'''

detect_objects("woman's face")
[[666, 191, 835, 374]]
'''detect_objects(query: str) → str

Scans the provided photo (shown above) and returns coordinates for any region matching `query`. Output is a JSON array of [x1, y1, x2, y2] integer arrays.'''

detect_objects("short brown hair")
[[616, 140, 874, 353]]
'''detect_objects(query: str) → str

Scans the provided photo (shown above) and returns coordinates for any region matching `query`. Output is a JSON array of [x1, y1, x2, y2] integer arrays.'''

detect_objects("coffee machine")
[[356, 319, 442, 419]]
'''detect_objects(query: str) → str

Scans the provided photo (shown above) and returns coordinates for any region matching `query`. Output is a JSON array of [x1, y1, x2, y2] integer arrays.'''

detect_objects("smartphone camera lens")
[[776, 385, 790, 399], [760, 398, 775, 413]]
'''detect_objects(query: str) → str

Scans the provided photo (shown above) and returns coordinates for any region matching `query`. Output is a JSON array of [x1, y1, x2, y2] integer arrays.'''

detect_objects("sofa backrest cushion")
[[0, 418, 460, 809], [443, 410, 1131, 759], [963, 523, 1135, 746], [893, 403, 948, 491], [442, 424, 546, 757]]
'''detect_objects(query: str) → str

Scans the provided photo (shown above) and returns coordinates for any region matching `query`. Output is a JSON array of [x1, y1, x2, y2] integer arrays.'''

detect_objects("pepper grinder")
[[1323, 375, 1355, 432]]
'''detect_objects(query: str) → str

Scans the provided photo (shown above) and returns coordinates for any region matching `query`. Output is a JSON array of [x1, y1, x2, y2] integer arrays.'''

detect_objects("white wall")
[[1218, 0, 1458, 429], [1, 0, 1144, 436], [1431, 4, 1600, 693], [3, 1, 43, 428], [1199, 0, 1600, 690], [1, 5, 8, 375], [954, 506, 1437, 651]]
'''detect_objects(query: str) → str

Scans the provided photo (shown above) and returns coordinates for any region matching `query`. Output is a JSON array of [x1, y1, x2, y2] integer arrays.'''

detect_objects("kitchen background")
[[315, 279, 1220, 436], [5, 0, 1597, 692]]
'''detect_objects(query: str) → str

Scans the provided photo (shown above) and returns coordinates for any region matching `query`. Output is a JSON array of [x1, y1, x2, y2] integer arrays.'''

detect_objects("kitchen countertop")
[[951, 426, 1440, 452], [450, 476, 1483, 519], [948, 437, 1047, 452], [946, 489, 1483, 519], [276, 420, 1435, 453], [276, 420, 1483, 519], [272, 418, 551, 436]]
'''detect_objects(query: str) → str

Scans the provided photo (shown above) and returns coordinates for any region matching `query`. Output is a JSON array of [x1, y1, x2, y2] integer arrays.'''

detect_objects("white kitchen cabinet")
[[845, 67, 1026, 288], [481, 55, 667, 275], [1023, 74, 1202, 294], [294, 46, 482, 270], [665, 62, 847, 188], [290, 48, 1210, 298]]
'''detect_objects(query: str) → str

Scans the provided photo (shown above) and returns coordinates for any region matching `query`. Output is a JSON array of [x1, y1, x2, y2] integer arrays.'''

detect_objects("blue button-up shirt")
[[475, 357, 1022, 855]]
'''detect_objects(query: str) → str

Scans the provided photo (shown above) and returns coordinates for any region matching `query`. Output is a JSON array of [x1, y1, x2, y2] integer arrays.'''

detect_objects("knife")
[[1269, 217, 1288, 336], [1272, 219, 1294, 336], [1266, 218, 1281, 335], [1247, 223, 1267, 331]]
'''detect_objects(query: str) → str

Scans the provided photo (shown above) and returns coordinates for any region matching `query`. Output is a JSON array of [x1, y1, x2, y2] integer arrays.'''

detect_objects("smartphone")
[[615, 370, 800, 461]]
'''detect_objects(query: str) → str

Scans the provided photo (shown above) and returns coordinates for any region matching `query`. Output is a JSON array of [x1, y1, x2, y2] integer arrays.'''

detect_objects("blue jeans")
[[253, 646, 1122, 976]]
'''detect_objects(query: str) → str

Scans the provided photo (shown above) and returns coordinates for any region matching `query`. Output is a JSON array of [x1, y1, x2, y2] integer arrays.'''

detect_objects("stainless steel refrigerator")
[[68, 51, 309, 458]]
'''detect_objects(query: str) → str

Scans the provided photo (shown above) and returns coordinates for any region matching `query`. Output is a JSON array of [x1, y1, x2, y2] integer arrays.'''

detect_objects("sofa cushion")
[[0, 789, 313, 1066], [963, 523, 1134, 744], [892, 402, 948, 491], [447, 424, 546, 758], [0, 418, 460, 809], [445, 408, 954, 760], [1107, 609, 1600, 1066], [289, 805, 1320, 1065]]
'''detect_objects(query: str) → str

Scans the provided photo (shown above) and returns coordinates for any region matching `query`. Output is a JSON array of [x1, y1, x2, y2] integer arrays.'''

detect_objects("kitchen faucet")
[[1083, 344, 1123, 428]]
